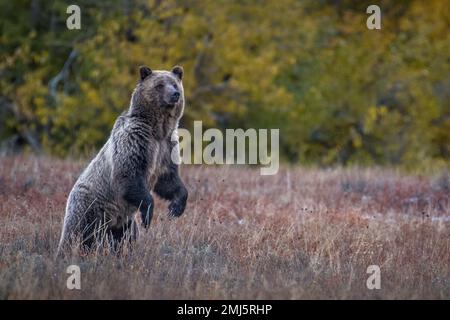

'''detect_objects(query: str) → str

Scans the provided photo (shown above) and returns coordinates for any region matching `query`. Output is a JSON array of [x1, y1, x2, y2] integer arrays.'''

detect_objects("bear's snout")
[[170, 91, 180, 104]]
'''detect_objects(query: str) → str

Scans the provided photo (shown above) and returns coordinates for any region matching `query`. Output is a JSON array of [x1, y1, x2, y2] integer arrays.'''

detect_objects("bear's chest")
[[146, 140, 170, 189]]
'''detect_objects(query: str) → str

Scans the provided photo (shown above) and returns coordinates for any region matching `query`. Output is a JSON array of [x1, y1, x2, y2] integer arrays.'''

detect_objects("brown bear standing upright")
[[58, 66, 188, 253]]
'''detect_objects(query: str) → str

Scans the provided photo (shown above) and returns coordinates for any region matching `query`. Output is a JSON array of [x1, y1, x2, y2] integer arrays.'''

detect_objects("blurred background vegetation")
[[0, 0, 449, 169]]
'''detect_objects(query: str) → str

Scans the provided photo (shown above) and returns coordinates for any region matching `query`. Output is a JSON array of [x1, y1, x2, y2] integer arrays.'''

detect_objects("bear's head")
[[131, 65, 184, 119]]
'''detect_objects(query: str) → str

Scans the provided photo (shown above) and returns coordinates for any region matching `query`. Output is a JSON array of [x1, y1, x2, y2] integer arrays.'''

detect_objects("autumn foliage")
[[0, 1, 449, 169]]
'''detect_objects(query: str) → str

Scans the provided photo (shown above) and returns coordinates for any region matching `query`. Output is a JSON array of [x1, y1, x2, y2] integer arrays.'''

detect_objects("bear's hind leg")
[[122, 176, 154, 228], [108, 218, 137, 252]]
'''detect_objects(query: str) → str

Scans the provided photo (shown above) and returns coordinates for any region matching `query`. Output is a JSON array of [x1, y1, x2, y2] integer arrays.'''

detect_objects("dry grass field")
[[0, 155, 449, 299]]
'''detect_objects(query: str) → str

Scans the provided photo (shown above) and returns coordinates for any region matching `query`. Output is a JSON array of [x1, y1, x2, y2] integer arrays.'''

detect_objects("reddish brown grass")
[[0, 155, 449, 299]]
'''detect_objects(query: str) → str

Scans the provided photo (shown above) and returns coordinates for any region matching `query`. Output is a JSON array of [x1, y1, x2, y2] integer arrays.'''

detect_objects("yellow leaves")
[[12, 72, 46, 117], [364, 106, 387, 134], [28, 30, 37, 39], [90, 69, 101, 79], [350, 127, 362, 149], [33, 96, 46, 109], [81, 83, 102, 108], [0, 0, 447, 166]]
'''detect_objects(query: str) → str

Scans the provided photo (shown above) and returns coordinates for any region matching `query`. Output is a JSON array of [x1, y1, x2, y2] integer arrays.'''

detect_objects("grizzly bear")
[[58, 65, 188, 253]]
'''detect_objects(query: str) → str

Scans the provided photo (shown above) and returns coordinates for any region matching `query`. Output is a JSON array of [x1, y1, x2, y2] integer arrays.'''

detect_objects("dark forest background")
[[0, 0, 449, 170]]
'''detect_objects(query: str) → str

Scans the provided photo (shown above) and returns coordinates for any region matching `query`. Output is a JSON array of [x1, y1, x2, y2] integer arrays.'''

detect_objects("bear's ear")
[[139, 66, 152, 81], [172, 66, 183, 80]]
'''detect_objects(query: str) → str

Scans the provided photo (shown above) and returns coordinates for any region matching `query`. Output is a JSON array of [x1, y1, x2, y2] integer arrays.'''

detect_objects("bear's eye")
[[156, 84, 164, 90]]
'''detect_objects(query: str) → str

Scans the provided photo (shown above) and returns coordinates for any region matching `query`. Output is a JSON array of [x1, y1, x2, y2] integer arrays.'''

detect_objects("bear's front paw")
[[168, 200, 185, 218]]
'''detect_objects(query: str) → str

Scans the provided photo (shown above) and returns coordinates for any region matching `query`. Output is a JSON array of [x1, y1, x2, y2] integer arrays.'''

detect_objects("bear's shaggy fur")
[[58, 66, 188, 253]]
